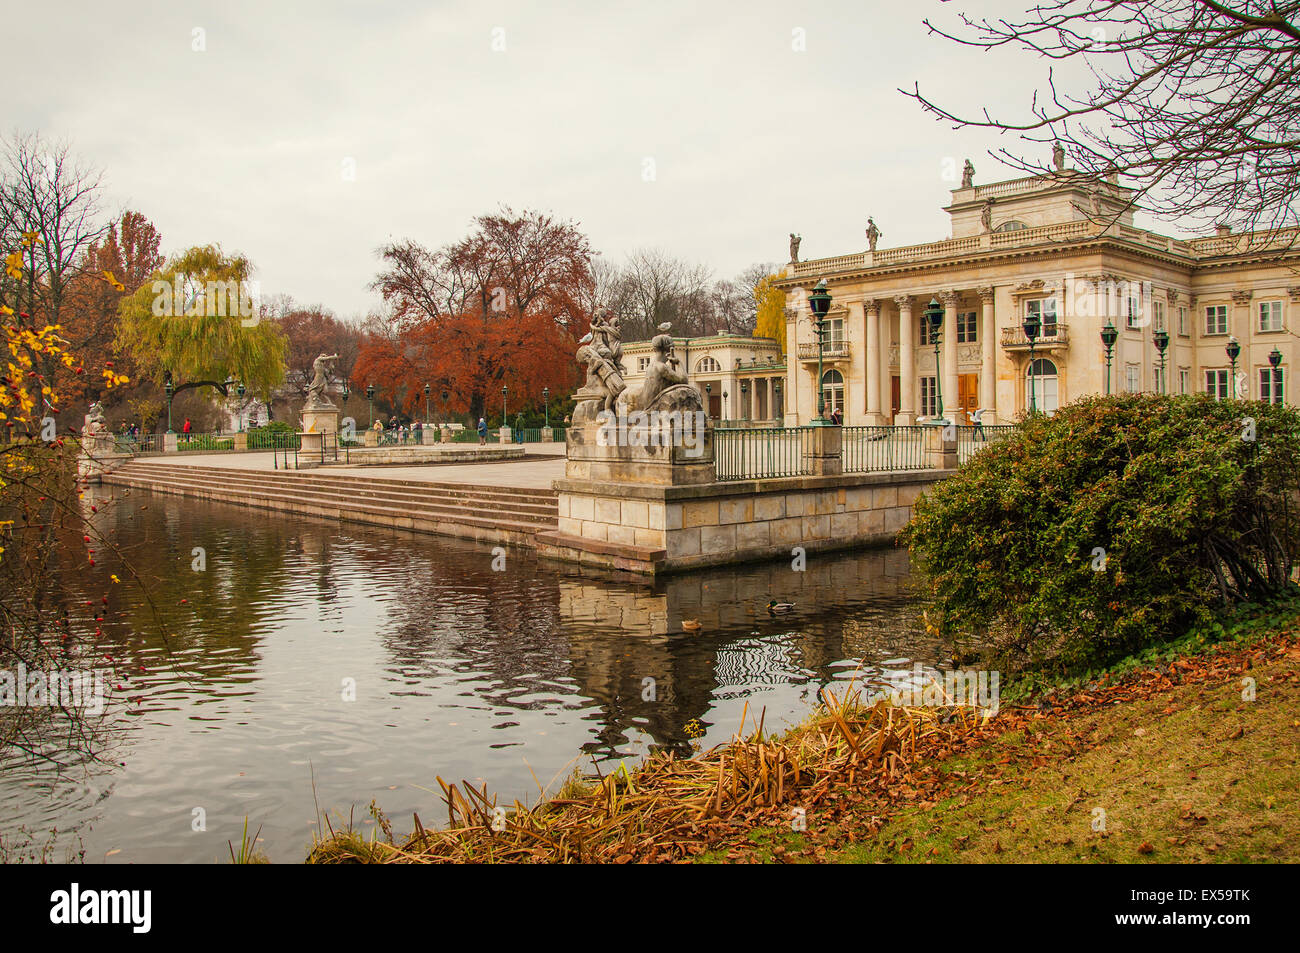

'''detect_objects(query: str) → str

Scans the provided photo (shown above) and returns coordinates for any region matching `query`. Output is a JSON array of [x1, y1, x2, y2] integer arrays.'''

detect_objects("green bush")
[[249, 421, 295, 435], [900, 394, 1300, 674]]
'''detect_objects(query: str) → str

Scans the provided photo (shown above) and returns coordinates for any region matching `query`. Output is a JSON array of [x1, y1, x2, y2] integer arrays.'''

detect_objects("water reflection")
[[0, 486, 939, 863]]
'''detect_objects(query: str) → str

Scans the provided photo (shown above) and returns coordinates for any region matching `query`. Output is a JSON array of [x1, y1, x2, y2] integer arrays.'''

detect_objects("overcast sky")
[[13, 0, 1153, 318]]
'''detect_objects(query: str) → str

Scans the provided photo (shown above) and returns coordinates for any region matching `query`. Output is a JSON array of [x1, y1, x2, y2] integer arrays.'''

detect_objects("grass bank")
[[303, 598, 1300, 864]]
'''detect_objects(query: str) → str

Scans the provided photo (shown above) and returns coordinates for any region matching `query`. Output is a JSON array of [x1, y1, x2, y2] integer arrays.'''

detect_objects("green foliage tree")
[[113, 245, 287, 402], [753, 269, 787, 354], [901, 394, 1300, 674]]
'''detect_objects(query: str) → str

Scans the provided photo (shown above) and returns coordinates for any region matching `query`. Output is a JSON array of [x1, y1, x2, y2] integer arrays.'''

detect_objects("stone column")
[[979, 286, 996, 424], [941, 289, 959, 422], [767, 378, 775, 421], [879, 305, 892, 422], [865, 300, 882, 423], [896, 296, 916, 424]]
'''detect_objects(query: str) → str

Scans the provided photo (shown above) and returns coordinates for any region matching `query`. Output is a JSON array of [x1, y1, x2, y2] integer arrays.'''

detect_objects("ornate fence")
[[841, 426, 929, 473], [955, 424, 1015, 464], [714, 426, 817, 481]]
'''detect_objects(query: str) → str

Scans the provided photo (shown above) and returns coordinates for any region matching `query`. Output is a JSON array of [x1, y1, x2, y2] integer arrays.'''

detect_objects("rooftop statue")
[[961, 159, 975, 188]]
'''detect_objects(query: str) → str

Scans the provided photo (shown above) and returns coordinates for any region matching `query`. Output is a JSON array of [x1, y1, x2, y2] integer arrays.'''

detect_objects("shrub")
[[900, 394, 1300, 674]]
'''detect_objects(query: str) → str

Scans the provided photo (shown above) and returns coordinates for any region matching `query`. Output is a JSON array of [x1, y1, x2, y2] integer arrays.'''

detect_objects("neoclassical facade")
[[776, 169, 1300, 425], [621, 331, 785, 423]]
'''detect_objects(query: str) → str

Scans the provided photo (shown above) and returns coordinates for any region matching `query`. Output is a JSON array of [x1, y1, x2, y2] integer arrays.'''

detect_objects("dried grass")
[[306, 685, 998, 864]]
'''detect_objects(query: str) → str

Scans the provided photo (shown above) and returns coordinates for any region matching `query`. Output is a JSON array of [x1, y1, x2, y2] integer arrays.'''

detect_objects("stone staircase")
[[101, 461, 559, 547]]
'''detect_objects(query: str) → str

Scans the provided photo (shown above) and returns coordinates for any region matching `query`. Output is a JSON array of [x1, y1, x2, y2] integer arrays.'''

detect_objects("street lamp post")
[[366, 384, 375, 427], [722, 390, 728, 421], [502, 384, 508, 428], [1269, 347, 1283, 403], [164, 372, 175, 433], [235, 382, 247, 431], [808, 279, 832, 425], [774, 381, 782, 422], [740, 379, 749, 421], [543, 386, 550, 428], [441, 389, 449, 426], [1227, 336, 1241, 398], [1023, 311, 1042, 413], [923, 298, 945, 421], [1153, 327, 1170, 395], [424, 383, 430, 424], [1100, 321, 1119, 395], [705, 382, 712, 419]]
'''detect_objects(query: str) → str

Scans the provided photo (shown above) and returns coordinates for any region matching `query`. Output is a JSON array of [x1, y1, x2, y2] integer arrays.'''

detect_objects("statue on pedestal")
[[1053, 142, 1066, 172], [83, 401, 106, 435], [571, 308, 628, 425], [789, 233, 801, 263], [629, 323, 704, 414], [866, 217, 882, 253], [305, 353, 340, 408], [961, 159, 975, 188]]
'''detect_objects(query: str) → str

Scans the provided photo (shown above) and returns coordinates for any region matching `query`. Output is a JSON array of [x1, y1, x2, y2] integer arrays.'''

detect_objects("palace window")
[[1152, 299, 1166, 332], [1206, 368, 1229, 400], [696, 356, 721, 373], [1260, 366, 1285, 404], [1206, 305, 1228, 335], [1125, 294, 1143, 330], [1178, 306, 1189, 336], [638, 356, 650, 372], [995, 220, 1028, 232], [1179, 368, 1190, 395], [920, 376, 938, 417], [821, 368, 844, 415], [957, 310, 977, 343], [920, 314, 938, 346], [828, 316, 845, 348], [1259, 300, 1284, 333], [1125, 364, 1140, 393], [1025, 298, 1058, 336]]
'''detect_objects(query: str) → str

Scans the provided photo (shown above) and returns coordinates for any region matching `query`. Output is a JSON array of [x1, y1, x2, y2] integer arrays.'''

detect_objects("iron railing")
[[714, 426, 816, 481], [955, 424, 1015, 464], [841, 425, 929, 473], [177, 432, 235, 452], [247, 430, 301, 451]]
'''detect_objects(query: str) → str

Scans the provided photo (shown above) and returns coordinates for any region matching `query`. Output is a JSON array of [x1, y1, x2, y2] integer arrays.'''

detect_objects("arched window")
[[1026, 358, 1059, 413], [821, 368, 844, 417], [996, 220, 1029, 232], [696, 356, 721, 373]]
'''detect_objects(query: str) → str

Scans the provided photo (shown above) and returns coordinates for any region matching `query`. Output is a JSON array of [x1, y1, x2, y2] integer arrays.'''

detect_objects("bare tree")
[[906, 0, 1300, 234]]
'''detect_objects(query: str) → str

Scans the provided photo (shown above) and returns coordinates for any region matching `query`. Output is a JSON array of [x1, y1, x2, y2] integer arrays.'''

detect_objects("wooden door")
[[957, 374, 979, 424], [890, 376, 901, 421]]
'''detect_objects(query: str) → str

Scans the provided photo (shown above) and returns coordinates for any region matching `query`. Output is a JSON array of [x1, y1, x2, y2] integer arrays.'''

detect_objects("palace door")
[[957, 374, 979, 424], [890, 376, 900, 421]]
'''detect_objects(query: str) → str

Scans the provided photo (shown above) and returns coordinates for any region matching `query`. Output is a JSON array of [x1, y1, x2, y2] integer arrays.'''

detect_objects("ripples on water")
[[0, 486, 945, 863]]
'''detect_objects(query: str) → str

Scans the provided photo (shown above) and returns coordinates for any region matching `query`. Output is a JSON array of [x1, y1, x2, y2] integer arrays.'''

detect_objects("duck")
[[681, 619, 703, 632], [767, 600, 796, 614]]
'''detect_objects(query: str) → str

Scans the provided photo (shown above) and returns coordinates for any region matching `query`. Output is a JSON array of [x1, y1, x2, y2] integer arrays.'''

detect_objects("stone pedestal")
[[563, 420, 715, 486], [924, 425, 958, 470], [301, 407, 340, 438], [808, 424, 843, 476], [164, 432, 178, 453], [422, 427, 436, 445], [299, 431, 324, 460], [499, 426, 512, 444], [364, 429, 379, 447], [541, 426, 554, 443], [233, 432, 248, 451], [439, 425, 451, 442]]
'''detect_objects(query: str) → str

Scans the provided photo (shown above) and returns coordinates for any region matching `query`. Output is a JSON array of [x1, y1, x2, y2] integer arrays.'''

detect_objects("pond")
[[0, 487, 943, 863]]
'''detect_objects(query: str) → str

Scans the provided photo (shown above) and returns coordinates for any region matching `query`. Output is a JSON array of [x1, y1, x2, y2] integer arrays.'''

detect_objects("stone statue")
[[866, 217, 882, 253], [572, 308, 628, 425], [961, 159, 975, 188], [1053, 142, 1066, 172], [305, 353, 340, 408], [980, 200, 993, 232], [83, 401, 106, 434], [629, 323, 704, 415], [789, 233, 801, 263]]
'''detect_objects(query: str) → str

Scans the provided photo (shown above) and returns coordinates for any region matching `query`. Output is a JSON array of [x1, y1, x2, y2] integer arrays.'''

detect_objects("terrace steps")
[[101, 461, 559, 548]]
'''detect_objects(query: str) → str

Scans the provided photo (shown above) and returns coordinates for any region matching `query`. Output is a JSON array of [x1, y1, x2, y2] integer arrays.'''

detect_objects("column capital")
[[1288, 286, 1300, 302], [1231, 288, 1254, 306], [893, 294, 913, 311], [865, 298, 881, 317], [977, 286, 995, 302], [939, 289, 960, 307]]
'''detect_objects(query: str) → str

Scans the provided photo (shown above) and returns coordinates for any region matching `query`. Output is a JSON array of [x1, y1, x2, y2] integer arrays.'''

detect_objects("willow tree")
[[753, 268, 788, 354], [114, 245, 287, 405]]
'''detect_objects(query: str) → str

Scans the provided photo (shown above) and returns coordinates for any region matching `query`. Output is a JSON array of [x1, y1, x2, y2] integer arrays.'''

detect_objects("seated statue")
[[629, 324, 703, 414]]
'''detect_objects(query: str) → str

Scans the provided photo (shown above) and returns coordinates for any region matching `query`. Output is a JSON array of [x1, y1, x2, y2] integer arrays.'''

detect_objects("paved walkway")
[[140, 445, 567, 490]]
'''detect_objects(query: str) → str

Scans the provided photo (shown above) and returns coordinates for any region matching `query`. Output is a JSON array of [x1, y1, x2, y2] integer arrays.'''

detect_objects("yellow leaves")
[[110, 574, 120, 584], [20, 231, 39, 247], [101, 270, 125, 292], [0, 305, 12, 316], [4, 251, 21, 280]]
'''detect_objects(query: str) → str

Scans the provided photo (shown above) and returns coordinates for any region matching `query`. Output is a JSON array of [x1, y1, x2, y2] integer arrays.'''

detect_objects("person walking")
[[182, 417, 192, 442], [477, 416, 488, 446], [971, 406, 988, 442]]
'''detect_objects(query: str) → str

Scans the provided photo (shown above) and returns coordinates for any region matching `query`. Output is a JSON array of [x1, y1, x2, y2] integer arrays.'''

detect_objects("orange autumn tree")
[[365, 207, 591, 422]]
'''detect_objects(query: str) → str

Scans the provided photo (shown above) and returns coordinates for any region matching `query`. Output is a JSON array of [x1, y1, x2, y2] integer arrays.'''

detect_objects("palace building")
[[773, 168, 1300, 425]]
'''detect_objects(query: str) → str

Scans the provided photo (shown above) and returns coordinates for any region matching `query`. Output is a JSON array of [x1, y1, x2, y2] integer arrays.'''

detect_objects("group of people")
[[371, 418, 425, 444]]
